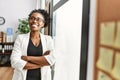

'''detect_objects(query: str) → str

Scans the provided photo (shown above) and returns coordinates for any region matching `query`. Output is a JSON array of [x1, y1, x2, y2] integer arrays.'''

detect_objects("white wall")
[[53, 0, 82, 80], [0, 0, 37, 40], [87, 0, 96, 80]]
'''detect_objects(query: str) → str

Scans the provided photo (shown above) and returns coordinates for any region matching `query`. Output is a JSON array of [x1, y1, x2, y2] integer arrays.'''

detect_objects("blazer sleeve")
[[44, 36, 56, 66], [10, 35, 27, 71]]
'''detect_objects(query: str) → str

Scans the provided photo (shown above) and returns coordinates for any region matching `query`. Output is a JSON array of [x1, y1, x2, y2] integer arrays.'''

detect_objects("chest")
[[27, 39, 43, 56]]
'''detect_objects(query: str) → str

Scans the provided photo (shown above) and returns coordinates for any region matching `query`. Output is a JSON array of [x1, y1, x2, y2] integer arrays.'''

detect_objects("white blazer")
[[10, 32, 56, 80]]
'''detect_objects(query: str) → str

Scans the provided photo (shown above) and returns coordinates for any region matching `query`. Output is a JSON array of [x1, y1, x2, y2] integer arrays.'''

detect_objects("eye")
[[29, 17, 44, 22], [35, 17, 45, 22], [29, 17, 35, 20]]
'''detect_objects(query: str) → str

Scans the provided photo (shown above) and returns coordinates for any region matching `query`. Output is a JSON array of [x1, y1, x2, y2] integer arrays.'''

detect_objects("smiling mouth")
[[31, 24, 38, 28]]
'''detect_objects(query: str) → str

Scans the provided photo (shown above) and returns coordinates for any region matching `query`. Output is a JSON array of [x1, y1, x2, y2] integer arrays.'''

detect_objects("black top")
[[26, 39, 43, 80]]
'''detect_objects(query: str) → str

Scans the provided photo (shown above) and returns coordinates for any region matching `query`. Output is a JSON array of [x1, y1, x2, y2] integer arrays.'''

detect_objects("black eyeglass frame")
[[29, 17, 45, 23]]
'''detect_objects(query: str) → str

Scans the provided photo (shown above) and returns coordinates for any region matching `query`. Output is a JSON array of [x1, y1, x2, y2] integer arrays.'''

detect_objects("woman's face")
[[29, 12, 45, 32]]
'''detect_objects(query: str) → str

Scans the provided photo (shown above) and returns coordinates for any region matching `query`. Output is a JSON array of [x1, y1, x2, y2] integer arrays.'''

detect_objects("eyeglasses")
[[29, 17, 45, 22]]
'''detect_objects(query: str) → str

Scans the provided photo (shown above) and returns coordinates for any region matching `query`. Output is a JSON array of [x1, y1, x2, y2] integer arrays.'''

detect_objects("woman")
[[10, 9, 56, 80]]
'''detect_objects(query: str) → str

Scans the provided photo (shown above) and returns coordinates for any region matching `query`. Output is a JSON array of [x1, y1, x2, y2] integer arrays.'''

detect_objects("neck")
[[30, 31, 40, 39]]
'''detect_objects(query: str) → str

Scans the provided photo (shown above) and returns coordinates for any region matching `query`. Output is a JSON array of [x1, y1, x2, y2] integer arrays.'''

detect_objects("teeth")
[[32, 24, 37, 28]]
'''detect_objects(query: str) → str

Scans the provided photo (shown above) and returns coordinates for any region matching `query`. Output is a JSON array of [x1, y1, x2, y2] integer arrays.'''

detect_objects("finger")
[[44, 50, 50, 55]]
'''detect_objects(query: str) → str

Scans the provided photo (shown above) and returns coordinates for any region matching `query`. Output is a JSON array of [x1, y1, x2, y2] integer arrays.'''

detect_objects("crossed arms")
[[21, 50, 50, 70]]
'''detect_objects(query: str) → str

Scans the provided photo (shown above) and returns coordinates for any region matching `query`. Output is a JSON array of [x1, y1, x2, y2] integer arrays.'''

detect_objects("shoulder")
[[41, 34, 53, 44], [16, 33, 29, 41], [17, 33, 29, 37], [43, 34, 53, 40], [41, 33, 52, 39]]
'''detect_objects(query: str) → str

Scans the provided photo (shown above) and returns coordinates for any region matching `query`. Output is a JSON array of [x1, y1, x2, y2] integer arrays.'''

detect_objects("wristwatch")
[[0, 17, 5, 25]]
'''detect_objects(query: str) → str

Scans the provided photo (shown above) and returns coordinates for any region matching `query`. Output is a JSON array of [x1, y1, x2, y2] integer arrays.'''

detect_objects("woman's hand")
[[21, 50, 51, 66], [21, 50, 50, 61], [43, 50, 50, 55], [21, 56, 28, 61]]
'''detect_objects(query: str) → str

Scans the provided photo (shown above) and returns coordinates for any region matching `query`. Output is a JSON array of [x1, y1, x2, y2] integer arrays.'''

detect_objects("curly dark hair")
[[28, 9, 50, 27]]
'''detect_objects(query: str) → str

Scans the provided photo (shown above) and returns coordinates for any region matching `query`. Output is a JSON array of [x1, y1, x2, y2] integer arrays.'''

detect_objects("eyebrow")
[[30, 16, 44, 20]]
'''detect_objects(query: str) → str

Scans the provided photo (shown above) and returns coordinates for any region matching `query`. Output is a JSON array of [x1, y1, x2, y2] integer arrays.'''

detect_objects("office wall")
[[0, 0, 37, 40], [53, 0, 82, 80]]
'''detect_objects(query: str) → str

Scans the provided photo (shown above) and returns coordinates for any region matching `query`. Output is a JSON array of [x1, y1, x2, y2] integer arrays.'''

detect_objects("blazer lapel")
[[40, 33, 47, 55], [22, 33, 30, 55], [22, 33, 47, 55]]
